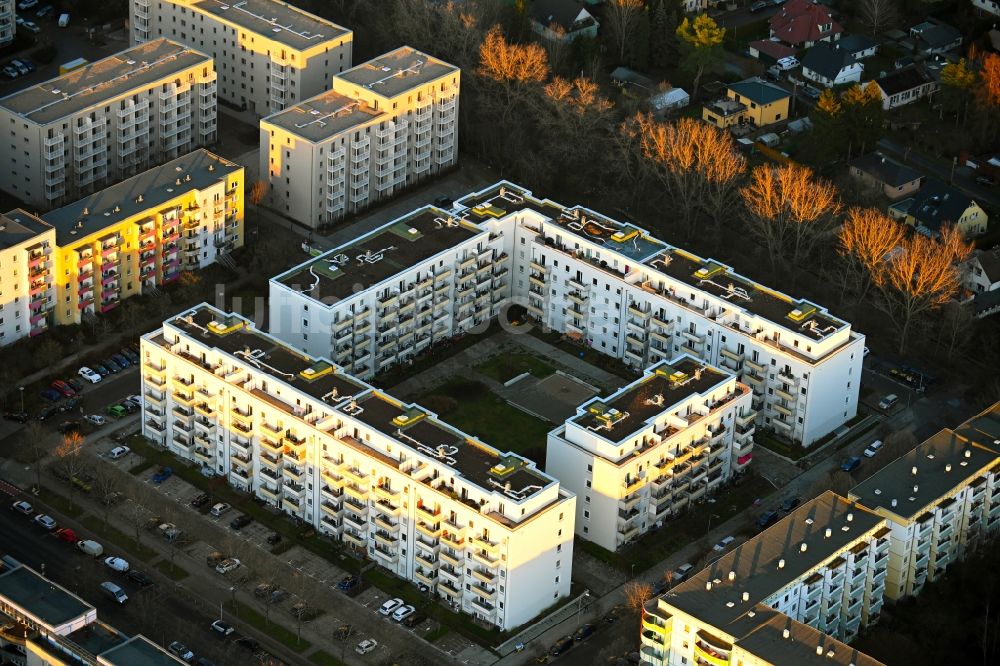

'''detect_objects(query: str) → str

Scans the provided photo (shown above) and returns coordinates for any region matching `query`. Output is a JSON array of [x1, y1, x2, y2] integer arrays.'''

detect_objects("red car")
[[51, 380, 76, 398], [55, 528, 77, 543]]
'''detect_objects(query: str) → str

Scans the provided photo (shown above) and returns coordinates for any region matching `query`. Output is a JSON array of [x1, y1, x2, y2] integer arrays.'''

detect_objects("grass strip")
[[224, 601, 312, 653], [153, 559, 189, 581], [81, 515, 159, 561]]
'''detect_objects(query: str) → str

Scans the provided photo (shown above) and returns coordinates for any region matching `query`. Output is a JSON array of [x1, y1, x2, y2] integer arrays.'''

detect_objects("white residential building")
[[0, 0, 14, 49], [640, 492, 890, 666], [546, 356, 754, 551], [139, 303, 576, 630], [259, 47, 459, 227], [269, 182, 865, 446], [0, 38, 217, 208], [972, 0, 1000, 17], [131, 0, 352, 116], [849, 406, 1000, 601], [0, 210, 57, 343]]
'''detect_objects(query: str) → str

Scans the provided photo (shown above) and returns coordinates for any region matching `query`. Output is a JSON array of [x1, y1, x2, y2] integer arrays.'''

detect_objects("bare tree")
[[53, 432, 87, 509], [604, 0, 645, 62], [935, 301, 975, 360], [838, 207, 904, 301], [624, 580, 653, 616], [477, 24, 549, 124], [25, 420, 47, 492], [858, 0, 900, 37], [91, 456, 122, 526]]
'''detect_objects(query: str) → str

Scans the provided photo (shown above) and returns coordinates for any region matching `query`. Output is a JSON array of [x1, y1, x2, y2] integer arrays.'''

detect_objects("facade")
[[838, 34, 879, 61], [139, 303, 576, 630], [0, 559, 185, 665], [770, 0, 844, 48], [973, 0, 1000, 17], [963, 247, 1000, 295], [702, 77, 790, 129], [873, 66, 937, 110], [801, 43, 864, 88], [529, 0, 599, 43], [0, 0, 13, 48], [849, 405, 1000, 601], [0, 210, 57, 343], [269, 182, 865, 447], [909, 18, 962, 55], [888, 178, 988, 238], [545, 357, 754, 551], [640, 492, 889, 666], [259, 47, 459, 227], [849, 152, 924, 201], [0, 38, 217, 208], [130, 0, 353, 116]]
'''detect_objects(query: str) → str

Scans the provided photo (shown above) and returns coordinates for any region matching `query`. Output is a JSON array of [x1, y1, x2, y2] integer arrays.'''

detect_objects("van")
[[77, 539, 104, 557], [877, 394, 899, 411], [100, 581, 128, 604], [58, 13, 69, 27]]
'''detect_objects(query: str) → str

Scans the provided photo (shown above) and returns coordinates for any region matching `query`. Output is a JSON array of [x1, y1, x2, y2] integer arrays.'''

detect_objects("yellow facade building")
[[702, 77, 791, 130]]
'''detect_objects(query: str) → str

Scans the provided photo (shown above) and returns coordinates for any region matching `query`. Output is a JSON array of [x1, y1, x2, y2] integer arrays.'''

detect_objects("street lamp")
[[707, 513, 720, 536], [18, 386, 24, 414], [575, 590, 591, 628]]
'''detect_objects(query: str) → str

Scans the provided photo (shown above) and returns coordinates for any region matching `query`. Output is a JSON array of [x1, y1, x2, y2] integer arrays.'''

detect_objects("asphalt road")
[[0, 505, 241, 664], [877, 138, 1000, 210]]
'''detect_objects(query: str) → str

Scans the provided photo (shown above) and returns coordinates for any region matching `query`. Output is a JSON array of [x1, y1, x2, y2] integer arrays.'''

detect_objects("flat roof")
[[262, 90, 383, 142], [99, 635, 187, 665], [0, 39, 211, 124], [335, 46, 458, 98], [662, 492, 883, 631], [0, 565, 93, 629], [733, 607, 886, 666], [0, 210, 51, 250], [189, 0, 349, 50], [572, 358, 731, 443], [453, 182, 848, 343], [42, 149, 240, 246], [275, 207, 482, 302], [851, 405, 1000, 522], [64, 621, 127, 658]]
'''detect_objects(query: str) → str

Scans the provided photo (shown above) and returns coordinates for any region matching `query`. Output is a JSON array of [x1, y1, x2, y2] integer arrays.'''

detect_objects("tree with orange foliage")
[[624, 580, 654, 616], [630, 114, 745, 239], [838, 207, 904, 300], [477, 25, 549, 123], [972, 52, 1000, 143], [874, 226, 973, 353], [249, 179, 268, 207], [54, 431, 87, 509], [741, 163, 842, 277]]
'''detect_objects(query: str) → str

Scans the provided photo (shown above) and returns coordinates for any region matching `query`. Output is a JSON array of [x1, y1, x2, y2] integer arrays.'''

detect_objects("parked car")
[[93, 363, 110, 376], [210, 620, 235, 636], [355, 639, 378, 655], [712, 536, 735, 552], [4, 411, 28, 423], [151, 466, 172, 483], [11, 500, 33, 515], [77, 540, 104, 557], [34, 514, 57, 530], [433, 195, 454, 209], [229, 515, 252, 530], [37, 406, 59, 421], [62, 398, 80, 413], [40, 388, 62, 402], [104, 358, 121, 373], [168, 642, 194, 662], [776, 56, 799, 70], [17, 0, 39, 10], [127, 570, 154, 587], [84, 414, 106, 426], [403, 612, 427, 628], [878, 394, 899, 410], [14, 58, 35, 72], [254, 583, 286, 603], [36, 5, 54, 18], [55, 527, 77, 542], [976, 175, 995, 187], [863, 440, 884, 458], [107, 405, 127, 418], [66, 378, 84, 392], [549, 636, 575, 656], [573, 623, 595, 641], [125, 395, 143, 409], [111, 353, 130, 368], [266, 532, 282, 545], [210, 502, 231, 517], [104, 556, 130, 572], [749, 0, 768, 11], [379, 598, 404, 616], [391, 604, 415, 622], [780, 496, 802, 513], [756, 510, 780, 531], [190, 492, 210, 508], [121, 348, 139, 363], [1, 65, 19, 79], [79, 366, 105, 385], [215, 558, 241, 574], [100, 581, 128, 604], [842, 456, 862, 473], [672, 563, 694, 582], [108, 445, 130, 459], [206, 551, 225, 567], [20, 20, 41, 33]]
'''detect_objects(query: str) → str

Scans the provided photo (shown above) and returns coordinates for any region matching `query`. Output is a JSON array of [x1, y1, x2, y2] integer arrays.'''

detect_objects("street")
[[877, 138, 1000, 210]]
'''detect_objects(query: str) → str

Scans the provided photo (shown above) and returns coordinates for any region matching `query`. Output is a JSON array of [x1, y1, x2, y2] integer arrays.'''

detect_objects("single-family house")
[[872, 66, 937, 110], [889, 178, 989, 238], [702, 77, 791, 129], [801, 42, 864, 87], [972, 0, 1000, 18], [849, 152, 924, 200], [963, 247, 1000, 294], [529, 0, 599, 43], [770, 0, 844, 48], [838, 34, 880, 60], [909, 18, 962, 55], [748, 39, 798, 64]]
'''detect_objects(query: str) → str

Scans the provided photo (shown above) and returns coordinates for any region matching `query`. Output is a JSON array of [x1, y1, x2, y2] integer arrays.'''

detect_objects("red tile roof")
[[770, 0, 843, 46], [750, 40, 797, 60]]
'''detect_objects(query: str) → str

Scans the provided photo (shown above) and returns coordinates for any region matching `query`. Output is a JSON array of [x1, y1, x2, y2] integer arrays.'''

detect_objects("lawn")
[[81, 515, 159, 561], [309, 652, 345, 666], [476, 353, 554, 383], [754, 431, 810, 461], [528, 328, 635, 382], [224, 601, 312, 652], [36, 486, 86, 519], [153, 559, 189, 581], [418, 380, 552, 464]]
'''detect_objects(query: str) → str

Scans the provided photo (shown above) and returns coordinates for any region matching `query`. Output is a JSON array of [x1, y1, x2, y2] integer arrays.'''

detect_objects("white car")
[[378, 597, 404, 616], [210, 619, 235, 636], [78, 367, 102, 384], [125, 395, 143, 409], [103, 556, 130, 572], [34, 514, 57, 530], [355, 639, 378, 655], [712, 535, 735, 552], [108, 445, 130, 459], [21, 20, 41, 33], [85, 414, 107, 426], [168, 641, 194, 662], [776, 56, 799, 70], [210, 502, 231, 517], [215, 558, 241, 574], [12, 500, 33, 515], [391, 604, 415, 622], [863, 440, 884, 458], [17, 0, 39, 10]]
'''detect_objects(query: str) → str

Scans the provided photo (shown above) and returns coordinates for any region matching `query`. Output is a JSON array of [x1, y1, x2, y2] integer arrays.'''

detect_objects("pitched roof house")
[[964, 247, 1000, 295], [838, 34, 880, 60], [849, 153, 924, 201], [908, 18, 962, 55], [801, 42, 864, 87], [888, 178, 988, 238], [529, 0, 599, 43], [770, 0, 844, 48], [872, 66, 938, 110]]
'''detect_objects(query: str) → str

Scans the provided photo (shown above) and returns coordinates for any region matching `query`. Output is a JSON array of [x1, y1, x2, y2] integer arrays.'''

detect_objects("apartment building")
[[0, 210, 57, 343], [0, 38, 217, 208], [0, 558, 185, 665], [139, 303, 576, 630], [849, 404, 1000, 601], [260, 46, 459, 227], [640, 492, 890, 666], [546, 356, 755, 551], [131, 0, 352, 115], [0, 0, 13, 49], [270, 182, 864, 446]]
